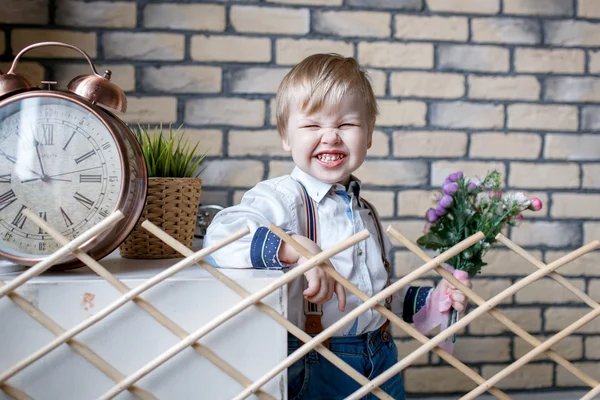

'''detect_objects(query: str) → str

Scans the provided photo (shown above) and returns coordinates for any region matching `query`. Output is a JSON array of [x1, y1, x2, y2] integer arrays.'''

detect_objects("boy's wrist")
[[278, 239, 300, 264]]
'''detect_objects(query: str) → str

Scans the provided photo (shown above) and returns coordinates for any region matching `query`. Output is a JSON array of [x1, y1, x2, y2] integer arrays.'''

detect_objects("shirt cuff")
[[250, 227, 286, 269], [402, 286, 433, 323]]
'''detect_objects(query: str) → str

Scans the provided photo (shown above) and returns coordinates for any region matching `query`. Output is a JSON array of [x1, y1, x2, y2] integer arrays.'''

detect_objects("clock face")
[[0, 96, 123, 257]]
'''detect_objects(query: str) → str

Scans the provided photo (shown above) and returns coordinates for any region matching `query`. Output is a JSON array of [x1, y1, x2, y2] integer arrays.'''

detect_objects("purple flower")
[[448, 171, 464, 182], [425, 208, 439, 223], [467, 182, 478, 191], [443, 182, 459, 195], [435, 205, 446, 217], [438, 194, 453, 209]]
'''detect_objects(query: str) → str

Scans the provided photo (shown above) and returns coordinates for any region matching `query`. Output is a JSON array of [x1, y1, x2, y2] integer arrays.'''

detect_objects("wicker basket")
[[120, 177, 202, 258]]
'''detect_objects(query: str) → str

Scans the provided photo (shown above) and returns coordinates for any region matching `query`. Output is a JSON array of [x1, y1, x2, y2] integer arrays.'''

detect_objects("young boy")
[[204, 54, 470, 399]]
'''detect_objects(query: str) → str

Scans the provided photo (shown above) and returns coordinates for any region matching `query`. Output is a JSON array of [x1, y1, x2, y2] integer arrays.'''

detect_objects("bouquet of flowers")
[[413, 170, 542, 351], [417, 170, 543, 277]]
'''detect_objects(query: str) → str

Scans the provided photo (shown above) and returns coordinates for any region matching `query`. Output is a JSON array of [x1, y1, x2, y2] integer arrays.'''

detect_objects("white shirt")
[[203, 167, 410, 336]]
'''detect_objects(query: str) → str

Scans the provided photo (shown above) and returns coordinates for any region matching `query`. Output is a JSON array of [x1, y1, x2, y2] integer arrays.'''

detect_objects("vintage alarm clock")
[[0, 41, 147, 269]]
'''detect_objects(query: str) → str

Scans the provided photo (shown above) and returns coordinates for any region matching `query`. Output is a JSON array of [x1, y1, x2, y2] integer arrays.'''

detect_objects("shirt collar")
[[291, 167, 363, 204]]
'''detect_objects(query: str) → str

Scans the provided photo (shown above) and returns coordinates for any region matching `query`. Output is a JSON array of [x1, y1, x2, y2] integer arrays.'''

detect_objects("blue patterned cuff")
[[250, 227, 286, 269], [403, 286, 433, 323]]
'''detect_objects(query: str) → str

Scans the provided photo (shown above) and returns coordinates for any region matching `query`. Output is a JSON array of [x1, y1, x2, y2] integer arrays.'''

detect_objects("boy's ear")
[[282, 134, 291, 152]]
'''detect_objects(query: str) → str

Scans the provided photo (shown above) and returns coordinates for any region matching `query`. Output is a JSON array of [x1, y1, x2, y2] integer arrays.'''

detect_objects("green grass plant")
[[136, 124, 205, 178]]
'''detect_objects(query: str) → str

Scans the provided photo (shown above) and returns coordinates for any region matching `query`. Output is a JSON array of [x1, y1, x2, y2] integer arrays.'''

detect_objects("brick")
[[269, 99, 277, 127], [546, 77, 600, 102], [53, 63, 134, 92], [104, 33, 183, 61], [482, 364, 552, 389], [394, 340, 429, 365], [583, 165, 600, 188], [579, 0, 600, 18], [469, 307, 542, 334], [358, 42, 433, 68], [56, 0, 136, 28], [113, 97, 177, 124], [545, 20, 600, 46], [590, 280, 600, 299], [510, 221, 581, 247], [590, 51, 600, 73], [431, 161, 506, 186], [266, 0, 341, 4], [233, 191, 245, 206], [192, 35, 270, 63], [391, 72, 464, 98], [515, 278, 586, 303], [0, 62, 45, 84], [231, 68, 289, 94], [0, 0, 48, 24], [361, 190, 395, 218], [584, 222, 600, 243], [508, 104, 578, 131], [552, 194, 600, 219], [546, 308, 600, 333], [515, 336, 582, 361], [427, 0, 499, 14], [12, 30, 96, 58], [430, 102, 504, 129], [393, 249, 440, 278], [229, 130, 286, 156], [504, 0, 573, 16], [557, 362, 600, 386], [582, 106, 600, 130], [368, 130, 389, 156], [185, 98, 265, 127], [472, 279, 513, 304], [141, 66, 221, 93], [438, 44, 509, 72], [144, 4, 225, 31], [276, 39, 353, 65], [470, 133, 541, 159], [268, 161, 294, 178], [348, 0, 423, 10], [202, 190, 228, 207], [586, 337, 600, 359], [394, 15, 467, 41], [366, 69, 386, 97], [314, 11, 390, 38], [184, 129, 223, 157], [509, 162, 579, 189], [377, 100, 426, 127], [482, 249, 544, 276], [201, 160, 264, 187], [397, 190, 438, 217], [545, 134, 600, 160], [231, 6, 308, 34], [546, 251, 600, 277], [453, 337, 511, 362], [468, 76, 540, 100], [514, 48, 585, 74], [393, 131, 467, 157], [405, 366, 478, 392], [472, 18, 541, 44], [355, 160, 428, 186]]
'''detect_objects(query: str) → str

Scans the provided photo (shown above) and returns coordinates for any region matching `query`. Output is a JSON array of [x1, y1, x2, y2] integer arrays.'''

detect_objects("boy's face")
[[282, 91, 372, 186]]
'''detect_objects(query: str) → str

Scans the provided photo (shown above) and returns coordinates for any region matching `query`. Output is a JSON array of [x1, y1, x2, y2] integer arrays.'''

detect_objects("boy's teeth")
[[318, 154, 344, 162]]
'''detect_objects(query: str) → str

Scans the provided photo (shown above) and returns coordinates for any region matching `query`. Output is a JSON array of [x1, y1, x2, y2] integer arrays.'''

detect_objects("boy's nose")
[[321, 129, 341, 144]]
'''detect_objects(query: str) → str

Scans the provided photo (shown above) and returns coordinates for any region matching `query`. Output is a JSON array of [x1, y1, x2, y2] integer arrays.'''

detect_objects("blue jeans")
[[287, 324, 405, 400]]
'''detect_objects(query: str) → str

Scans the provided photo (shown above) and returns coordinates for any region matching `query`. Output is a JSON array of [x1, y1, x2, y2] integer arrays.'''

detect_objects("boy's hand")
[[278, 234, 346, 311], [433, 272, 472, 313]]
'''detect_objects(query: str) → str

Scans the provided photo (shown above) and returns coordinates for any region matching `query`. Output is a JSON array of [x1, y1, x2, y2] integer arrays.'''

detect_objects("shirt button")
[[358, 248, 363, 256]]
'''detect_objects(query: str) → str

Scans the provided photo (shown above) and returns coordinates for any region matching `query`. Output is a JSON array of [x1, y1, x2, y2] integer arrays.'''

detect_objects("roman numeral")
[[73, 192, 94, 210], [74, 150, 96, 164], [98, 208, 108, 218], [38, 211, 47, 234], [39, 124, 54, 145], [0, 190, 17, 212], [80, 174, 102, 183], [102, 142, 111, 150], [60, 207, 73, 227], [0, 174, 10, 183], [11, 205, 27, 229], [63, 131, 76, 150]]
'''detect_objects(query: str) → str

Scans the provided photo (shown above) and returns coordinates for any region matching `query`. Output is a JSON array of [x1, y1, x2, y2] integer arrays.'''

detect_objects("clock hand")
[[45, 166, 102, 178], [20, 165, 100, 183], [0, 149, 44, 178], [20, 177, 72, 183], [34, 139, 47, 176]]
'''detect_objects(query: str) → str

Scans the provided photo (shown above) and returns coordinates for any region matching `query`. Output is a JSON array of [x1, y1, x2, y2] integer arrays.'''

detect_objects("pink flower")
[[443, 182, 459, 195], [514, 214, 524, 227], [489, 190, 502, 198], [426, 208, 439, 223], [530, 197, 543, 211]]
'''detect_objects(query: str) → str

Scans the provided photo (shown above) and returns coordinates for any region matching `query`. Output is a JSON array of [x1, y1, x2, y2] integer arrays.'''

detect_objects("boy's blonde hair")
[[276, 54, 378, 138]]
